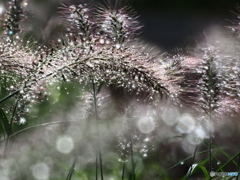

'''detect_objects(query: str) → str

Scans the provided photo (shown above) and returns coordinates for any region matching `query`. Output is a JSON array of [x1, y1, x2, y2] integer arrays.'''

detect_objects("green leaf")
[[198, 165, 210, 179], [182, 163, 210, 180]]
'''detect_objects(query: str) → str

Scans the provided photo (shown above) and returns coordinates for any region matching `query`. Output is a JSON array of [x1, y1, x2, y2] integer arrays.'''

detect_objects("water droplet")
[[99, 39, 104, 44], [8, 31, 13, 35], [144, 137, 150, 142], [19, 117, 26, 125], [115, 44, 121, 49], [180, 161, 184, 165]]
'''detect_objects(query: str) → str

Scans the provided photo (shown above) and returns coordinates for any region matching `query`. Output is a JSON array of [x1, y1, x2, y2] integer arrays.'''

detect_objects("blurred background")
[[132, 0, 240, 50]]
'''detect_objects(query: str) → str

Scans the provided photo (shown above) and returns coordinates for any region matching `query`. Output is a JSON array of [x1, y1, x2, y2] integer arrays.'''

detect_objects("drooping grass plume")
[[0, 0, 183, 111]]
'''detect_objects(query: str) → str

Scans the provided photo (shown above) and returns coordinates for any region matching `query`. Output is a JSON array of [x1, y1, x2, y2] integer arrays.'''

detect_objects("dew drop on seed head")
[[19, 117, 26, 125], [8, 31, 13, 35], [115, 44, 121, 49], [144, 137, 150, 142], [99, 39, 105, 44]]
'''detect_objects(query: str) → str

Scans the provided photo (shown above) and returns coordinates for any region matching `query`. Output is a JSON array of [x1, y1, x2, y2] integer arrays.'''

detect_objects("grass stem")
[[130, 136, 135, 180], [92, 80, 104, 180]]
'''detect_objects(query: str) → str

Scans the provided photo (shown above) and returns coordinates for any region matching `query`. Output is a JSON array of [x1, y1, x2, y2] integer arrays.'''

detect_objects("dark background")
[[130, 0, 240, 50], [1, 0, 240, 51]]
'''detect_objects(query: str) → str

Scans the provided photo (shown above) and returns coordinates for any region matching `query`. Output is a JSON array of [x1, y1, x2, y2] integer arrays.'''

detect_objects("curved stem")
[[0, 90, 20, 104]]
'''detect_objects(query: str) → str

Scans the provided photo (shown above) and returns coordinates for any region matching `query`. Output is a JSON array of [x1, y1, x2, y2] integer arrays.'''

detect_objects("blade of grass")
[[216, 152, 240, 172], [213, 145, 238, 167], [122, 159, 126, 180], [182, 159, 209, 180], [182, 164, 198, 180], [66, 158, 77, 180], [74, 171, 88, 180], [187, 145, 199, 180], [55, 159, 88, 180], [195, 165, 210, 179], [154, 150, 209, 180]]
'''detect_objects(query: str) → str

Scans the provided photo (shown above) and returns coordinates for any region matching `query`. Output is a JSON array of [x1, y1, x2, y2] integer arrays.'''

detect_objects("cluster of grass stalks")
[[0, 0, 240, 179]]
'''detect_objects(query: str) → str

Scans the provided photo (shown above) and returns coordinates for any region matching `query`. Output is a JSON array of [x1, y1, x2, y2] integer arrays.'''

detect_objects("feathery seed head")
[[60, 3, 93, 42], [96, 0, 141, 44]]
